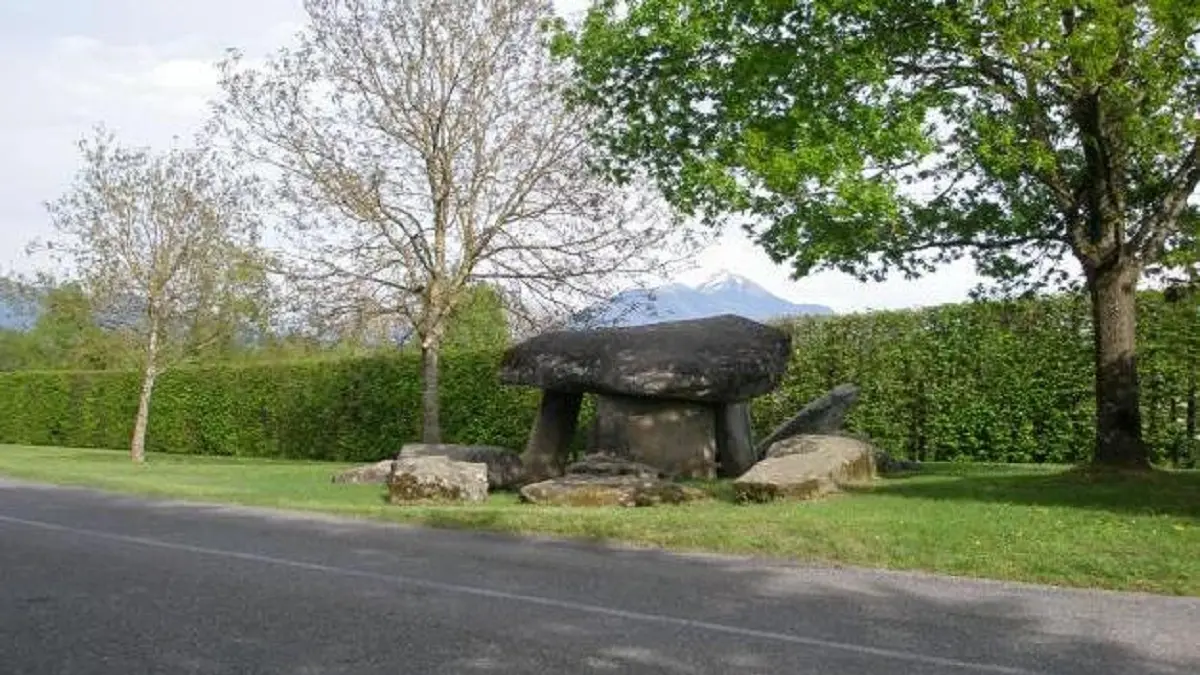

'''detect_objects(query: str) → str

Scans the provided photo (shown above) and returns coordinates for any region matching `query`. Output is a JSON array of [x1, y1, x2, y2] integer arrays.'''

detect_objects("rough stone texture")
[[386, 456, 488, 504], [521, 391, 583, 482], [564, 453, 664, 479], [398, 443, 525, 490], [874, 450, 922, 475], [499, 314, 791, 403], [735, 434, 876, 503], [755, 383, 861, 456], [331, 460, 394, 484], [715, 402, 756, 478], [518, 474, 707, 507], [586, 394, 717, 479]]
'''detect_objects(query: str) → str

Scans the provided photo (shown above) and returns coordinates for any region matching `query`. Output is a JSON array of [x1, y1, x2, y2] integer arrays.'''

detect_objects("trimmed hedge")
[[757, 291, 1198, 466], [0, 292, 1197, 465], [0, 352, 541, 463]]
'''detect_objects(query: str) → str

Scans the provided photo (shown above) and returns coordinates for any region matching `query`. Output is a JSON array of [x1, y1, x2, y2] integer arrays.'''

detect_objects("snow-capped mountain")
[[571, 271, 834, 328]]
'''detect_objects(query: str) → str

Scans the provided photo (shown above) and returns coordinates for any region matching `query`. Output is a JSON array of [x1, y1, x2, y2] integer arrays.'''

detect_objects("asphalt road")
[[0, 479, 1197, 675]]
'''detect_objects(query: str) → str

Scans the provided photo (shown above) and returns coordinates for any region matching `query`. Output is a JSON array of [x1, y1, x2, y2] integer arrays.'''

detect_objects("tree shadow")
[[852, 464, 1200, 519]]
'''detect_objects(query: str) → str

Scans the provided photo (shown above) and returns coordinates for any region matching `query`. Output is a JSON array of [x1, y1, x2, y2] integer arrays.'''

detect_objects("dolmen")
[[499, 314, 792, 481]]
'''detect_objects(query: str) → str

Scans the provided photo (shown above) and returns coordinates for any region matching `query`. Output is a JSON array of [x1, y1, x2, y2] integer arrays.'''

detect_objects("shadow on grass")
[[853, 465, 1200, 519]]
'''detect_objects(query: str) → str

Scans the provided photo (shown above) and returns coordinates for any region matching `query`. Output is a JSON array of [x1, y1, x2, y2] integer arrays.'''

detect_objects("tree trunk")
[[130, 328, 159, 464], [1086, 264, 1151, 469], [420, 340, 441, 444]]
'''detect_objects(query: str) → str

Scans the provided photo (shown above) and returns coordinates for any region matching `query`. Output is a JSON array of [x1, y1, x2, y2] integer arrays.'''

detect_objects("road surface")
[[1, 478, 1196, 675]]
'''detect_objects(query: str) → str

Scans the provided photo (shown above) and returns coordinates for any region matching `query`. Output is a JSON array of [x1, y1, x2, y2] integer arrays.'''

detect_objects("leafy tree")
[[41, 127, 266, 462], [443, 284, 511, 352], [557, 0, 1200, 468], [213, 0, 680, 443]]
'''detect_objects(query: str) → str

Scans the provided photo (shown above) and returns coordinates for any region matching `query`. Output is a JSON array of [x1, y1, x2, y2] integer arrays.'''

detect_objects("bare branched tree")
[[212, 0, 689, 443], [41, 127, 266, 463]]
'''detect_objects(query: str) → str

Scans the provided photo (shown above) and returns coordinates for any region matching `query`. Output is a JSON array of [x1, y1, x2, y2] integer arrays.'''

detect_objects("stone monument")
[[499, 314, 791, 481]]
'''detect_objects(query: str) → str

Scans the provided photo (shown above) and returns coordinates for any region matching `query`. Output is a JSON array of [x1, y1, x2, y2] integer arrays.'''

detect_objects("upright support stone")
[[522, 390, 583, 482], [715, 402, 755, 477], [587, 394, 716, 479]]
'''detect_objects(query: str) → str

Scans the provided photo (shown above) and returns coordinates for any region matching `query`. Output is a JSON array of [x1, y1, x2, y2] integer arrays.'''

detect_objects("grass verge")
[[1, 444, 1197, 596]]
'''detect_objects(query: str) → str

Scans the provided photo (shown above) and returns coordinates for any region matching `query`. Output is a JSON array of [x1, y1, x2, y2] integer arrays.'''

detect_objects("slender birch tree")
[[43, 127, 265, 463]]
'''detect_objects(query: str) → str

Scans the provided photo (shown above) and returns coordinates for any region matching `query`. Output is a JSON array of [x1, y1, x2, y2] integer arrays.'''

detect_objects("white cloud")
[[0, 4, 304, 278]]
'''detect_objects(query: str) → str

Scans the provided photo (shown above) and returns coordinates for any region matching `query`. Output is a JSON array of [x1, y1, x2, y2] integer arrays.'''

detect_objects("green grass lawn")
[[1, 444, 1197, 596]]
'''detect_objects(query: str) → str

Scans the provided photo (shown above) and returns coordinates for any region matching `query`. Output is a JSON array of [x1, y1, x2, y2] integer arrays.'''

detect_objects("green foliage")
[[558, 0, 1200, 286], [1, 292, 1198, 466], [0, 351, 539, 462], [443, 284, 511, 352], [759, 292, 1196, 466]]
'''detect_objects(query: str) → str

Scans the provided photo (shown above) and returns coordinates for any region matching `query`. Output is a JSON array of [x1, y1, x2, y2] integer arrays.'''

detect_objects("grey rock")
[[586, 395, 717, 479], [565, 452, 665, 479], [331, 460, 395, 484], [518, 474, 708, 508], [399, 443, 525, 490], [715, 402, 756, 478], [499, 314, 791, 403], [521, 391, 583, 483], [755, 384, 861, 456], [736, 435, 876, 503], [874, 450, 922, 475], [386, 456, 488, 504]]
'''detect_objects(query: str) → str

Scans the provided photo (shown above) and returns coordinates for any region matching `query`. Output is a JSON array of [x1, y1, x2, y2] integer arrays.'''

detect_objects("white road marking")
[[0, 513, 1044, 675]]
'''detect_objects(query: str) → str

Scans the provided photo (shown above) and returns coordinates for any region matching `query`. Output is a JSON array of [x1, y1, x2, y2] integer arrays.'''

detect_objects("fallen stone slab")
[[398, 443, 525, 490], [735, 434, 876, 503], [331, 459, 395, 484], [518, 474, 707, 507], [387, 456, 488, 504], [499, 314, 791, 403], [755, 383, 861, 457]]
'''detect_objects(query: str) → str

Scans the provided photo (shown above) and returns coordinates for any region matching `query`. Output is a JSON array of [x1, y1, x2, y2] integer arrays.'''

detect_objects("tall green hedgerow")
[[1, 292, 1197, 466]]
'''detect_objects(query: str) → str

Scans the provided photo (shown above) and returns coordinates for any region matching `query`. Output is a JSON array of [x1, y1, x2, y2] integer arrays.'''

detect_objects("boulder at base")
[[387, 456, 488, 504], [734, 435, 876, 503], [331, 459, 394, 484], [499, 314, 791, 402], [564, 453, 664, 479], [519, 474, 707, 507], [398, 443, 525, 490]]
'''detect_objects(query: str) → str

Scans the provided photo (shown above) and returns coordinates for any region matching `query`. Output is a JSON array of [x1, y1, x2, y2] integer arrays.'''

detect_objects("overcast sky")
[[0, 0, 983, 314]]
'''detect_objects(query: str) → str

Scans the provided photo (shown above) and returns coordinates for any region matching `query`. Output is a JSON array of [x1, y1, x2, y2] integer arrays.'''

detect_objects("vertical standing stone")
[[522, 390, 583, 482], [715, 402, 756, 477], [587, 394, 717, 479]]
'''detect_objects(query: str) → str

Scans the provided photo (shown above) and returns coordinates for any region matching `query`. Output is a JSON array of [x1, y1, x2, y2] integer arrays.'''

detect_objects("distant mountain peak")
[[569, 271, 833, 328], [696, 269, 752, 291]]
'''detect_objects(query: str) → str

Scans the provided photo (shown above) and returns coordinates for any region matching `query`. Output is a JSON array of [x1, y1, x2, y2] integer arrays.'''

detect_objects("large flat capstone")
[[499, 314, 791, 403]]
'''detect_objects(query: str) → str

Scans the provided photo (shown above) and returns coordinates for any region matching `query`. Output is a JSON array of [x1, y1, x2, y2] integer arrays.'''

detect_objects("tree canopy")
[[559, 0, 1200, 286], [558, 0, 1200, 467]]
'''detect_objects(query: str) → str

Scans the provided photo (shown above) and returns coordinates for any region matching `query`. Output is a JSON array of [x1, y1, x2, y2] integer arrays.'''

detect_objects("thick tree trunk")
[[130, 329, 159, 464], [1086, 264, 1151, 469], [420, 340, 441, 444]]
